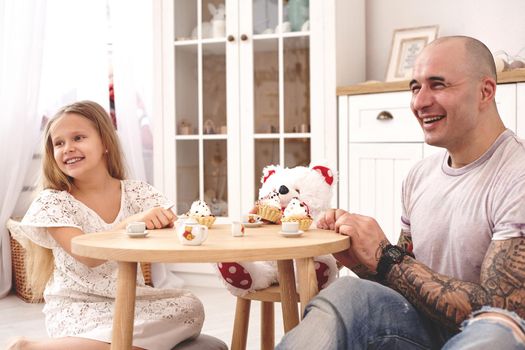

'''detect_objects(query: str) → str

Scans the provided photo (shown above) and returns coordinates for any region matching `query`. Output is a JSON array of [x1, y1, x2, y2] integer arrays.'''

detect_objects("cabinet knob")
[[376, 111, 394, 121], [240, 34, 248, 41], [227, 35, 235, 42]]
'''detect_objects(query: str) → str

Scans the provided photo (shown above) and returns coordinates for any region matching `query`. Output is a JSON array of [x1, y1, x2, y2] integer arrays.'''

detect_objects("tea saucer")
[[279, 230, 304, 237], [243, 221, 263, 228], [126, 230, 149, 238]]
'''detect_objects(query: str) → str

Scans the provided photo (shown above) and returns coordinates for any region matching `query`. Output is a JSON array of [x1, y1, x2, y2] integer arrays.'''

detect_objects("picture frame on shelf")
[[385, 25, 439, 82]]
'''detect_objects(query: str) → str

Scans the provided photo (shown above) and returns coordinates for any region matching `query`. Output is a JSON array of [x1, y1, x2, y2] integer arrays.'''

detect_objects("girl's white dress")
[[14, 180, 204, 350]]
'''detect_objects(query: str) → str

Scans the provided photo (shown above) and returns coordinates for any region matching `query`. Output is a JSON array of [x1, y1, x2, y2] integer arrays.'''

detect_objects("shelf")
[[337, 68, 525, 96], [174, 135, 228, 141], [253, 31, 310, 40], [254, 133, 310, 139]]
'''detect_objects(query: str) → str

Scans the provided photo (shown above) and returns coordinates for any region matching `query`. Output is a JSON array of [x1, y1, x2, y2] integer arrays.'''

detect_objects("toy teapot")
[[177, 218, 208, 246]]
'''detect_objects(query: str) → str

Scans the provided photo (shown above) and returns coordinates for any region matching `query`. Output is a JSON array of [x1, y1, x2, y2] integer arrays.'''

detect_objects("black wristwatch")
[[376, 244, 406, 281]]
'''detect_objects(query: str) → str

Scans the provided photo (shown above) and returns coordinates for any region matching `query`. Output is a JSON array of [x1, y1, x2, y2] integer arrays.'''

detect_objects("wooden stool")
[[230, 284, 300, 350]]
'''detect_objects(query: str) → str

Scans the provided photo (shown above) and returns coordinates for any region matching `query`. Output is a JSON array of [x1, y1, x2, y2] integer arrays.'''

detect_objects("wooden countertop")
[[337, 68, 525, 96]]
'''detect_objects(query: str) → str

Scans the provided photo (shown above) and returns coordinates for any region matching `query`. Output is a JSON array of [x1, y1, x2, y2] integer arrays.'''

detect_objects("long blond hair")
[[27, 101, 126, 298]]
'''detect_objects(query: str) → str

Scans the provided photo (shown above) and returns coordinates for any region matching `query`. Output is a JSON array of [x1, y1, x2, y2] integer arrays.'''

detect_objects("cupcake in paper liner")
[[256, 191, 282, 223], [192, 215, 216, 228], [281, 198, 313, 231], [187, 200, 216, 228]]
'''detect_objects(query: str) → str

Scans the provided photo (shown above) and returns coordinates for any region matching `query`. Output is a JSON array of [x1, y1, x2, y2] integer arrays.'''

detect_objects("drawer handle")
[[376, 111, 394, 121]]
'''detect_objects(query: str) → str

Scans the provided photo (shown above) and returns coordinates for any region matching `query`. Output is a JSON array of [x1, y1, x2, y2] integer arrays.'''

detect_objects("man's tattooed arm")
[[397, 231, 415, 257], [384, 236, 525, 330]]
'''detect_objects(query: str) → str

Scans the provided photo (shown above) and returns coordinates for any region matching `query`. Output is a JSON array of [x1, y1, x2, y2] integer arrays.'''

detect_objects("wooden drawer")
[[346, 91, 423, 143]]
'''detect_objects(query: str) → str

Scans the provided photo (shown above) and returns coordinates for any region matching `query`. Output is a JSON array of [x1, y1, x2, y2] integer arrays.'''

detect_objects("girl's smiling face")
[[50, 113, 108, 180]]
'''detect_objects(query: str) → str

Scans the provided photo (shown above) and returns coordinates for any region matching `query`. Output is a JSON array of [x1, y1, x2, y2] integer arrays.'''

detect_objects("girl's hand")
[[126, 206, 177, 230]]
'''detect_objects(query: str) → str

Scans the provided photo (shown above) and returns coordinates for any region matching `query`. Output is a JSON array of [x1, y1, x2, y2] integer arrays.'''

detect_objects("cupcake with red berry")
[[187, 200, 216, 228], [256, 191, 282, 223], [281, 197, 313, 231]]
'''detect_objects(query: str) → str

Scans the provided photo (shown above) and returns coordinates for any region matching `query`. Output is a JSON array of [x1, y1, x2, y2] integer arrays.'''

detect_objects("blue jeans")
[[276, 277, 525, 350]]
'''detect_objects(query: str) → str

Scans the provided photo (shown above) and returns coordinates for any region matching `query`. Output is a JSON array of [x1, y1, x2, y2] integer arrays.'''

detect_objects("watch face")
[[388, 246, 404, 262]]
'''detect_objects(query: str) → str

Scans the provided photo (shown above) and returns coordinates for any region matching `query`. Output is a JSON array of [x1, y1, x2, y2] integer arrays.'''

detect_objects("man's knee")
[[309, 276, 407, 317], [465, 310, 525, 343]]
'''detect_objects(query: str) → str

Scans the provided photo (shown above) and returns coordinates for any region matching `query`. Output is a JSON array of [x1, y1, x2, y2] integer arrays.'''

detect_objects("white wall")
[[365, 0, 525, 81]]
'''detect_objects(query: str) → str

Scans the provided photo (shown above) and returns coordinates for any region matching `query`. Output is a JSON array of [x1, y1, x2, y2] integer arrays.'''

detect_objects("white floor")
[[0, 286, 285, 350]]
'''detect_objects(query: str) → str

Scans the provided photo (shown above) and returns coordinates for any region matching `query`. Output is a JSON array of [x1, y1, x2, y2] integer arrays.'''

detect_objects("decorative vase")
[[287, 0, 309, 32]]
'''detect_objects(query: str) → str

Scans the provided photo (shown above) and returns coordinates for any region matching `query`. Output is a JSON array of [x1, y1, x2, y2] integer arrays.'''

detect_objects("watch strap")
[[376, 244, 406, 281]]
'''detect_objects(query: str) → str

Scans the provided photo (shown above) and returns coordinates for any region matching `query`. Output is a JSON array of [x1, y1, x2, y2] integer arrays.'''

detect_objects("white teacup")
[[177, 218, 208, 246], [242, 214, 261, 224], [281, 221, 299, 233], [231, 221, 245, 237], [127, 221, 146, 233]]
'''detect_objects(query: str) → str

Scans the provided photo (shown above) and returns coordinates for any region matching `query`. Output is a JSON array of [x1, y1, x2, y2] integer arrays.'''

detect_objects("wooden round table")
[[72, 224, 350, 350]]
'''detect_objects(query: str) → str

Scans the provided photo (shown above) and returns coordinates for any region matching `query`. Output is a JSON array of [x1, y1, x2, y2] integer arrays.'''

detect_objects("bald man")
[[276, 36, 525, 349]]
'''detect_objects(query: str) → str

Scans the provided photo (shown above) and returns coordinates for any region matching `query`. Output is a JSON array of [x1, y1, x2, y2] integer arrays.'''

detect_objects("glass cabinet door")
[[173, 0, 229, 216], [249, 0, 311, 201], [169, 0, 313, 217]]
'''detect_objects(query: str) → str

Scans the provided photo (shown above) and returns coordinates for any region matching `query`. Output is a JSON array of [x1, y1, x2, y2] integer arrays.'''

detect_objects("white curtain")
[[0, 0, 111, 298], [0, 1, 176, 296], [108, 0, 150, 182], [0, 0, 47, 298], [38, 0, 110, 114], [109, 0, 183, 288]]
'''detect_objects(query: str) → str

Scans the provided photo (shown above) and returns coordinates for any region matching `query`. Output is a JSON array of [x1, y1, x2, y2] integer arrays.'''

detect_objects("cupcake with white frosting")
[[187, 200, 216, 228], [281, 197, 313, 231], [256, 191, 282, 223]]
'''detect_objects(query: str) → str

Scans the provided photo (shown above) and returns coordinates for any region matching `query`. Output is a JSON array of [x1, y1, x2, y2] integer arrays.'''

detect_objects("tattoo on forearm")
[[385, 237, 525, 330], [351, 263, 374, 278], [480, 238, 525, 317], [397, 232, 415, 257]]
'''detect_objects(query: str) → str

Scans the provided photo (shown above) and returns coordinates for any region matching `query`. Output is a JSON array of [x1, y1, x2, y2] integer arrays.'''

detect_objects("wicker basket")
[[7, 219, 152, 303], [9, 234, 43, 303]]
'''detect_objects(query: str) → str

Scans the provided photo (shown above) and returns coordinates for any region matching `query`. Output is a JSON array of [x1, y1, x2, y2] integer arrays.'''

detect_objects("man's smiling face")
[[409, 40, 483, 154]]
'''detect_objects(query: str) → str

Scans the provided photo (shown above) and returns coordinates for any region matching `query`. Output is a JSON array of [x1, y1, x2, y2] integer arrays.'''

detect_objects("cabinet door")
[[239, 0, 313, 212], [161, 0, 235, 217], [159, 0, 332, 220], [348, 143, 423, 244]]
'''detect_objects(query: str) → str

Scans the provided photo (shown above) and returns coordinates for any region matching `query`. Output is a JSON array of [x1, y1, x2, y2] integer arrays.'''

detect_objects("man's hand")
[[319, 209, 389, 275], [335, 212, 390, 272], [317, 208, 349, 230]]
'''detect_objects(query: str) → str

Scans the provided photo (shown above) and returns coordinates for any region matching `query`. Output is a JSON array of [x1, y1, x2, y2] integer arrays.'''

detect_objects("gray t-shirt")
[[401, 129, 525, 283]]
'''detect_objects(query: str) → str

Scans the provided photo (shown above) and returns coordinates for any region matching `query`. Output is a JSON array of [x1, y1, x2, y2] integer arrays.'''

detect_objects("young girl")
[[8, 101, 204, 350]]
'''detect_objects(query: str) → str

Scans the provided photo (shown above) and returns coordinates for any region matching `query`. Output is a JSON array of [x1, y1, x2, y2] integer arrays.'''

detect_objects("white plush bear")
[[216, 163, 339, 296]]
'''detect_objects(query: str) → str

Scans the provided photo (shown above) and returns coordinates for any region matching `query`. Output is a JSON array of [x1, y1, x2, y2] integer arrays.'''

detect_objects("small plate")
[[243, 221, 263, 228], [126, 230, 149, 238], [279, 230, 304, 237]]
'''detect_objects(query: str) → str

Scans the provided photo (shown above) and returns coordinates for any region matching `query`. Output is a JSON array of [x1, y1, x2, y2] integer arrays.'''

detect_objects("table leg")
[[231, 297, 250, 350], [295, 257, 318, 317], [277, 260, 299, 332], [111, 261, 138, 350]]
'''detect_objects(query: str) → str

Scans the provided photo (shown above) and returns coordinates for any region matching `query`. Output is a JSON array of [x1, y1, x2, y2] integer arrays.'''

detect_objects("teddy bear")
[[215, 163, 339, 296]]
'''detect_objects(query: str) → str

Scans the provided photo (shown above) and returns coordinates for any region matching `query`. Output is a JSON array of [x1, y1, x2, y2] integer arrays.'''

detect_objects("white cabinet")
[[338, 91, 422, 243], [154, 0, 365, 220], [338, 81, 523, 244], [347, 143, 422, 243], [153, 0, 364, 284]]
